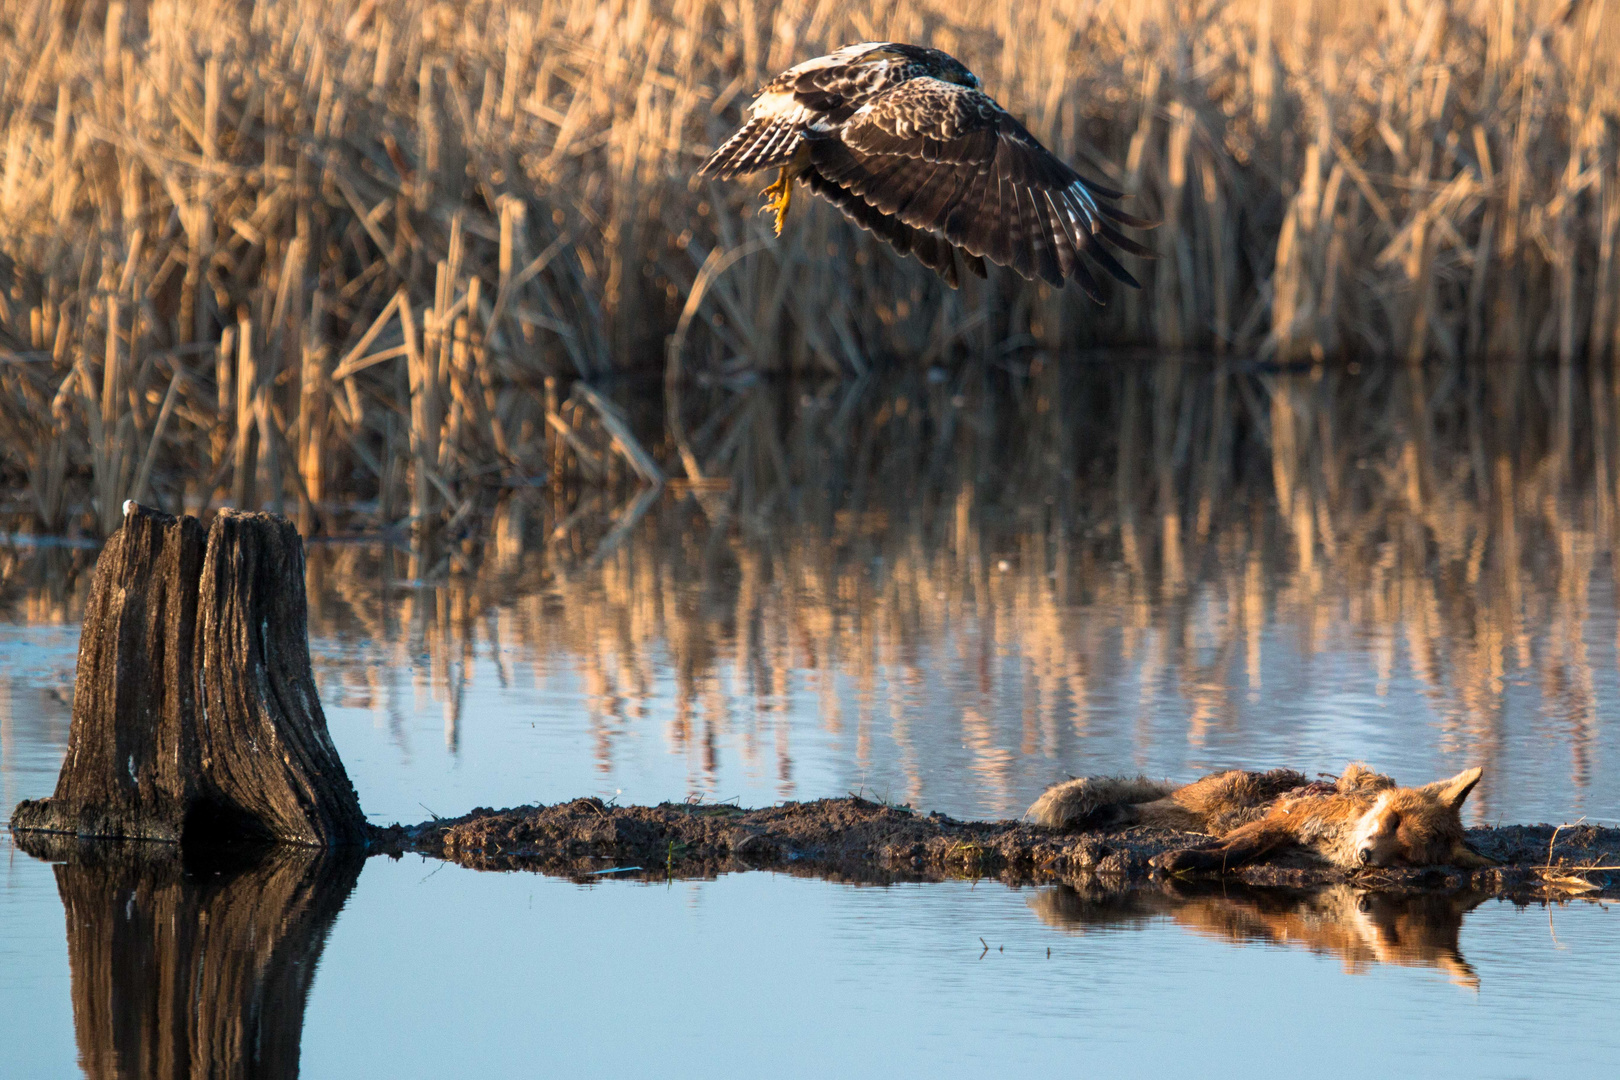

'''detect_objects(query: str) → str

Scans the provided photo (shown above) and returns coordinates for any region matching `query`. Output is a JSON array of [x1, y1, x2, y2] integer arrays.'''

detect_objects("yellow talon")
[[760, 167, 794, 237]]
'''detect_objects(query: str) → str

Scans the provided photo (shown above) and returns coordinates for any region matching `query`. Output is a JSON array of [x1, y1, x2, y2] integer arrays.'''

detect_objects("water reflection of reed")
[[11, 834, 362, 1080], [4, 363, 1617, 816]]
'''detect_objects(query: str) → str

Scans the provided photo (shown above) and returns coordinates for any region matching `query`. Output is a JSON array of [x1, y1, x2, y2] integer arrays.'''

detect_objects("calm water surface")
[[5, 368, 1620, 1075]]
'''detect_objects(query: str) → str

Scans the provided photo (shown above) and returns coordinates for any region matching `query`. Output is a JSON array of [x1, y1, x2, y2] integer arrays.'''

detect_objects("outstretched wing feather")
[[1068, 252, 1105, 304], [1080, 232, 1141, 290], [948, 163, 996, 260], [1098, 203, 1157, 229], [824, 78, 1147, 289], [1041, 191, 1079, 279], [1095, 222, 1158, 259], [804, 168, 976, 289], [1023, 183, 1063, 285]]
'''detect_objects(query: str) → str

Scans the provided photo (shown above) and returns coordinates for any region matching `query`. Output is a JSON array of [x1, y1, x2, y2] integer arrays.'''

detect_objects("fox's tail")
[[1025, 776, 1175, 829]]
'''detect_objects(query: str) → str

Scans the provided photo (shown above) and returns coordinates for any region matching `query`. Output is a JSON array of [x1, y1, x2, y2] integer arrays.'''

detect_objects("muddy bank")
[[377, 796, 1620, 898]]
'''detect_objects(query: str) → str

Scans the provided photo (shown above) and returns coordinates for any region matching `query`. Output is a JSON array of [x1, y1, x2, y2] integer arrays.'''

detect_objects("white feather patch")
[[749, 91, 801, 122]]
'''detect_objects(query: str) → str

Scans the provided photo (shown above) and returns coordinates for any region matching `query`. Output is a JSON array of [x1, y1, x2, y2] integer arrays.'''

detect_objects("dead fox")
[[1025, 763, 1493, 872]]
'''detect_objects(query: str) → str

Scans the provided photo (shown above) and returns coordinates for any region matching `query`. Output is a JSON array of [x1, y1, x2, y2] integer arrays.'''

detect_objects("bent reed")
[[0, 0, 1616, 537]]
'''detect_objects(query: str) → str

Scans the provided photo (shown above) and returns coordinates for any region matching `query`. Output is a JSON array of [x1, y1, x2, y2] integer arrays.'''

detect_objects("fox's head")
[[1350, 767, 1494, 869]]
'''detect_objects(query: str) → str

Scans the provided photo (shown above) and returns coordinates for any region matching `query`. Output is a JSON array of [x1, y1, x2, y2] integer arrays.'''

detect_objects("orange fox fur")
[[1025, 763, 1493, 872]]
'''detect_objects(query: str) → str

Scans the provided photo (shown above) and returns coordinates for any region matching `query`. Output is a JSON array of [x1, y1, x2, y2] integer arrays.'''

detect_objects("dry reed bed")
[[0, 0, 1615, 541], [5, 362, 1617, 819]]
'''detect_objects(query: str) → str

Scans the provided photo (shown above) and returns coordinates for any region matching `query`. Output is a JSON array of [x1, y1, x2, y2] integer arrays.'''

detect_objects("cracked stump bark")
[[193, 509, 367, 845], [11, 504, 367, 847]]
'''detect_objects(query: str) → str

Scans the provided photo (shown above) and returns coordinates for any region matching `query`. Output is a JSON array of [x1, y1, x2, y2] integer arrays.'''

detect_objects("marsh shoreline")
[[371, 796, 1620, 899]]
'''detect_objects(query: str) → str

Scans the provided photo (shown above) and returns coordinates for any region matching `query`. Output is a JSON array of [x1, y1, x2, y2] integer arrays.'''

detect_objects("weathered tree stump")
[[12, 504, 367, 847], [193, 510, 368, 845], [14, 831, 363, 1080]]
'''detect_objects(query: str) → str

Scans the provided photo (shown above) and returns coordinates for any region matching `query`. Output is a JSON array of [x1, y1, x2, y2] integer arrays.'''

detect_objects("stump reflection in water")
[[1029, 881, 1488, 989], [15, 833, 362, 1080]]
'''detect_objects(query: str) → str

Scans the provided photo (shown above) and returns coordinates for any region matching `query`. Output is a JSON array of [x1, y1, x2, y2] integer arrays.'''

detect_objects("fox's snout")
[[1350, 803, 1402, 867], [1353, 834, 1399, 868]]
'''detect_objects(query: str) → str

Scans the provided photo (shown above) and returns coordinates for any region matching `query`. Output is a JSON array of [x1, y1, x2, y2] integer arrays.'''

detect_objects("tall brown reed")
[[0, 0, 1616, 538]]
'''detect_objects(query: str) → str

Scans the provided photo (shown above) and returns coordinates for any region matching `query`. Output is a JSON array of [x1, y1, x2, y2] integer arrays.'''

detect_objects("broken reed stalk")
[[11, 502, 368, 847], [1531, 817, 1620, 894], [0, 0, 1616, 539]]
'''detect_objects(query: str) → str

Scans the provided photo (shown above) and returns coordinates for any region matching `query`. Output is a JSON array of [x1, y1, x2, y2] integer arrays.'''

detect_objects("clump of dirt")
[[372, 797, 1620, 899]]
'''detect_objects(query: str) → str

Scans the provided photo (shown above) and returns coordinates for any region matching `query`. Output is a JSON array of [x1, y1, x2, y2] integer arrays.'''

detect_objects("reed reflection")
[[13, 834, 362, 1080], [4, 362, 1618, 820], [1028, 881, 1489, 990]]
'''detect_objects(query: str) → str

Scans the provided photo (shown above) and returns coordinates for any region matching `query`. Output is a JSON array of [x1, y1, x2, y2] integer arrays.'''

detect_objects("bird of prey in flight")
[[699, 42, 1153, 295]]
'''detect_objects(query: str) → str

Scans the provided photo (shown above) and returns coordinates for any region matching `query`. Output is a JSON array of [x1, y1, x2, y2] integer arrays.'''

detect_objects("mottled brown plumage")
[[699, 42, 1152, 295]]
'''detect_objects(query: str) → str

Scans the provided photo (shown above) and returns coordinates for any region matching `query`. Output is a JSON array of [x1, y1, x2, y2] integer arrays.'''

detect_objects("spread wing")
[[807, 78, 1151, 293], [803, 170, 986, 288], [699, 44, 901, 180]]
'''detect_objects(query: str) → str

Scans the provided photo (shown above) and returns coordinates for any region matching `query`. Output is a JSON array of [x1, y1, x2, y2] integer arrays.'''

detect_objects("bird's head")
[[932, 52, 981, 89], [880, 44, 981, 89]]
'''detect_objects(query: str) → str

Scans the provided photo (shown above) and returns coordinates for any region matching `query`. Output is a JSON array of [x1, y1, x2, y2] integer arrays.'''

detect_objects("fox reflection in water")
[[13, 832, 362, 1080], [1029, 882, 1488, 989]]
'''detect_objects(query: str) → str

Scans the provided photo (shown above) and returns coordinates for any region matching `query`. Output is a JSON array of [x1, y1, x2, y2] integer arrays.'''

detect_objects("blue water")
[[298, 864, 1617, 1079], [3, 529, 1620, 1077]]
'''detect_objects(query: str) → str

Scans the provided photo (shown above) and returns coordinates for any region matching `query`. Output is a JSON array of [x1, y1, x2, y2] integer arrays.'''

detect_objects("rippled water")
[[5, 366, 1620, 1075]]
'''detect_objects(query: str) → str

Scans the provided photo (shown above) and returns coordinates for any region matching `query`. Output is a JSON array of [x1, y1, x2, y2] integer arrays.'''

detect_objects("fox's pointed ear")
[[1434, 766, 1484, 811]]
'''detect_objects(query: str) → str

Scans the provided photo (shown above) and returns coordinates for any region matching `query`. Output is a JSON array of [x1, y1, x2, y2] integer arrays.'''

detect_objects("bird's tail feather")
[[701, 119, 803, 180]]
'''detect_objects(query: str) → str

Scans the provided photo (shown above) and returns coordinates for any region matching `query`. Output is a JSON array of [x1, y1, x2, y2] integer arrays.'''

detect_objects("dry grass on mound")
[[0, 0, 1616, 537]]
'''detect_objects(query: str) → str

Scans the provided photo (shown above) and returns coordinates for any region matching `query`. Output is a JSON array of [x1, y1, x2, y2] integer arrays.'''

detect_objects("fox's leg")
[[1151, 819, 1293, 874]]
